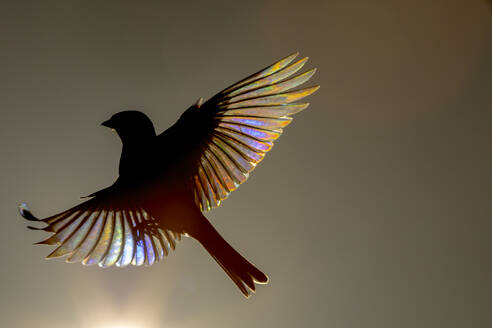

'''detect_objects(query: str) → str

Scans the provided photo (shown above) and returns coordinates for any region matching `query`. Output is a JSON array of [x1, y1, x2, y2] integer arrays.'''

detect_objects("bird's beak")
[[101, 119, 114, 129]]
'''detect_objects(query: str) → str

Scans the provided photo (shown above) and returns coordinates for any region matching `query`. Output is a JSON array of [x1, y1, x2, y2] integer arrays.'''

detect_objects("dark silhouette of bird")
[[19, 52, 319, 297]]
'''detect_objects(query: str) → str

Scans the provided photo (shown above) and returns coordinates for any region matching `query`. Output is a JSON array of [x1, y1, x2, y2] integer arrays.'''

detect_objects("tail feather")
[[191, 216, 268, 297]]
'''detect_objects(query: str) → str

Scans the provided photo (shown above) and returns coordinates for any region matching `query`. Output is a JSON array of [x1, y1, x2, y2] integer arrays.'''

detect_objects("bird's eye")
[[111, 128, 116, 132]]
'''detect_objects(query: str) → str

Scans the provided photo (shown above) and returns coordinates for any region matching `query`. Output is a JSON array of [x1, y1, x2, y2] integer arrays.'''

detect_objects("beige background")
[[1, 1, 491, 327]]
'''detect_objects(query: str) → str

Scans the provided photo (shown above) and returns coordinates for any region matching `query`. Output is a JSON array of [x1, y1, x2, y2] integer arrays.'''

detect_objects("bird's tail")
[[191, 216, 268, 297]]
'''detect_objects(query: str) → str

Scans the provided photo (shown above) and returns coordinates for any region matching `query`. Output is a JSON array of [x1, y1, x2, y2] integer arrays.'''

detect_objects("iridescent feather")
[[193, 52, 318, 211], [19, 203, 180, 267]]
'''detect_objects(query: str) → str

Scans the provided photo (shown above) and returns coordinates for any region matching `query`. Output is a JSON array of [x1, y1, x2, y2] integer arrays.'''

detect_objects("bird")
[[19, 52, 319, 297]]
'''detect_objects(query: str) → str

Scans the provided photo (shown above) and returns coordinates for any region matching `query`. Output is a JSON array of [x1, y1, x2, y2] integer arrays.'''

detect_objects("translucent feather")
[[100, 211, 124, 267], [221, 52, 299, 95], [218, 103, 309, 118], [84, 211, 114, 266], [222, 86, 319, 109], [225, 58, 309, 98]]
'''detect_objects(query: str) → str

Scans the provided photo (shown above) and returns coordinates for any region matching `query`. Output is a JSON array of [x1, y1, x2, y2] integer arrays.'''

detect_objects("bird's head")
[[102, 110, 156, 144]]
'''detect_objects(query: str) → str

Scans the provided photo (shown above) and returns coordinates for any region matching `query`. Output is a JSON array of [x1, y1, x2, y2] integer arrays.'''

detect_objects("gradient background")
[[1, 1, 491, 327]]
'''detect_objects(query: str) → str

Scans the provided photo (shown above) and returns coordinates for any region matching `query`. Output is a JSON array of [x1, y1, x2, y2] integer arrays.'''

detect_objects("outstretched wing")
[[19, 198, 181, 267], [171, 52, 319, 211]]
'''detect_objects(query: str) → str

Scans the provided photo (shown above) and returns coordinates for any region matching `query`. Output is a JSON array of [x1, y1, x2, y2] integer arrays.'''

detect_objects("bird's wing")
[[19, 195, 181, 268], [165, 52, 319, 211]]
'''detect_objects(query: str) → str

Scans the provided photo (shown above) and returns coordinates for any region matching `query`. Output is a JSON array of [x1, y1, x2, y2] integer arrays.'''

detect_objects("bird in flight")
[[19, 52, 319, 297]]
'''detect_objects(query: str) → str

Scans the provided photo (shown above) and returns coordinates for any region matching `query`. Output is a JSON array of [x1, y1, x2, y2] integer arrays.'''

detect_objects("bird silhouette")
[[19, 52, 319, 297]]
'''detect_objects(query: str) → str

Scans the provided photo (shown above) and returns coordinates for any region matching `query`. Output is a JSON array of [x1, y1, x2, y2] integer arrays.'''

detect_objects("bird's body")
[[20, 53, 319, 297]]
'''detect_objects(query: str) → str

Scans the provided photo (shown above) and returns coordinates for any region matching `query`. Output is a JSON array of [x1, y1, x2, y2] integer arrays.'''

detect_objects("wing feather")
[[220, 86, 319, 109], [44, 210, 92, 258], [220, 52, 300, 95], [115, 210, 136, 267], [79, 210, 107, 265], [100, 210, 124, 267], [19, 199, 181, 267], [131, 210, 146, 266], [224, 57, 309, 98], [84, 210, 114, 266], [144, 234, 156, 266], [185, 53, 318, 211]]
